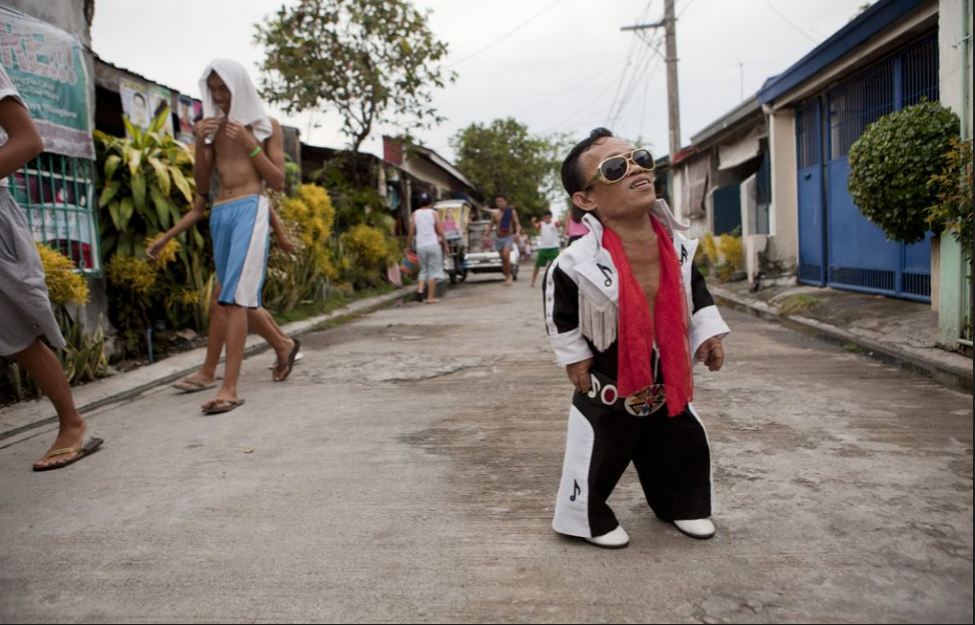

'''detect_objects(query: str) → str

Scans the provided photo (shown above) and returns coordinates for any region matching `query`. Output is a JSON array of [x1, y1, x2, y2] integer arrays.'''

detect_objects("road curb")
[[713, 290, 973, 394], [0, 287, 413, 441]]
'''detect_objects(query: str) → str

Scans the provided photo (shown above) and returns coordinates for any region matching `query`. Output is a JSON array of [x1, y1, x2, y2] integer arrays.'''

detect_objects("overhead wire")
[[605, 0, 656, 123], [446, 0, 571, 68], [758, 0, 818, 44]]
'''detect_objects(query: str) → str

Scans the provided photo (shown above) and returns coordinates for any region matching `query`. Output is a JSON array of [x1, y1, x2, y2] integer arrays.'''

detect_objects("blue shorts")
[[210, 195, 270, 308], [494, 234, 514, 252]]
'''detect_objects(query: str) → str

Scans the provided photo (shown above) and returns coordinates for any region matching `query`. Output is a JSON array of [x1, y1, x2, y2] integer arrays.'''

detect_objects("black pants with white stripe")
[[553, 389, 713, 538]]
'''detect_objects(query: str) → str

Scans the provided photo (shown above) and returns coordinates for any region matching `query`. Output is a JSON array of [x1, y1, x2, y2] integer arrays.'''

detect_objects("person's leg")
[[632, 405, 713, 523], [15, 339, 88, 469], [173, 284, 225, 390], [553, 395, 639, 539], [532, 251, 551, 288], [204, 304, 247, 410], [500, 247, 511, 282], [247, 307, 297, 380]]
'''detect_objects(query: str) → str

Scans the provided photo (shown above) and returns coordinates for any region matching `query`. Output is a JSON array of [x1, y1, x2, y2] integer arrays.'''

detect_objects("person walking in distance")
[[406, 193, 450, 304], [531, 210, 561, 288], [486, 194, 522, 286]]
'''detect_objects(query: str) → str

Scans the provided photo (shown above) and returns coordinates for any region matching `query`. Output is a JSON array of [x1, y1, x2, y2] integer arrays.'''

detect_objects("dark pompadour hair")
[[561, 127, 614, 196]]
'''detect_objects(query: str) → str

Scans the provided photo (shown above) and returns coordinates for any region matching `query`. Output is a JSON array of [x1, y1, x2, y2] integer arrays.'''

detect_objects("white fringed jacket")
[[543, 200, 730, 379]]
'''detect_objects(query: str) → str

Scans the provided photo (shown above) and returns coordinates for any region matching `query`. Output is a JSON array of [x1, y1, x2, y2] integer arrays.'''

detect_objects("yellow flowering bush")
[[105, 255, 158, 294], [343, 224, 393, 266], [36, 244, 89, 306], [277, 184, 336, 277], [718, 234, 744, 271], [282, 184, 335, 244], [702, 233, 719, 266], [144, 233, 180, 266]]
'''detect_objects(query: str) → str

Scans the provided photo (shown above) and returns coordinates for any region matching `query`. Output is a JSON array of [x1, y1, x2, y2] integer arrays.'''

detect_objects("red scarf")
[[602, 216, 693, 416]]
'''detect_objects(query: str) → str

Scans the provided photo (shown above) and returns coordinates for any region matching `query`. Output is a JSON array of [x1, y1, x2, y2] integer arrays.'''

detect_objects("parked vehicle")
[[433, 199, 473, 284]]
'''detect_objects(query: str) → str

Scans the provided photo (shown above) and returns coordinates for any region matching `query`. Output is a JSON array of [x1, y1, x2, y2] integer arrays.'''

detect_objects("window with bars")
[[828, 60, 895, 160], [7, 153, 101, 276], [827, 34, 939, 161]]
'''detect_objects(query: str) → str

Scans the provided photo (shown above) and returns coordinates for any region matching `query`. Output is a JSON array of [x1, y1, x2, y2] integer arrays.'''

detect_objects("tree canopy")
[[450, 118, 563, 220], [255, 0, 454, 154]]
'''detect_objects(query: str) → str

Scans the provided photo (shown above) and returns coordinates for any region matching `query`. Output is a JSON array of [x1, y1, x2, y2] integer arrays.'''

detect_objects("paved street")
[[1, 273, 972, 623]]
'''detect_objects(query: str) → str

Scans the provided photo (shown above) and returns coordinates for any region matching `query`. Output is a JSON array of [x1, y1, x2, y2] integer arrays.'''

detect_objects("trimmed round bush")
[[847, 101, 959, 243]]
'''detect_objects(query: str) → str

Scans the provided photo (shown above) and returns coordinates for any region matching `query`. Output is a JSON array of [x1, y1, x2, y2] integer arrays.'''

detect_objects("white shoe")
[[673, 518, 715, 539], [584, 525, 630, 549]]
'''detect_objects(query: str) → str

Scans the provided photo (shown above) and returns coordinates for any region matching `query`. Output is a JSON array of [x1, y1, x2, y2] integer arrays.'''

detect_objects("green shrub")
[[848, 101, 960, 243], [95, 110, 212, 356]]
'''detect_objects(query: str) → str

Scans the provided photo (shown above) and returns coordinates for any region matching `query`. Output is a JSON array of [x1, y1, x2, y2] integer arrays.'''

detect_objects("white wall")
[[763, 109, 799, 274], [939, 0, 974, 137], [937, 0, 973, 345]]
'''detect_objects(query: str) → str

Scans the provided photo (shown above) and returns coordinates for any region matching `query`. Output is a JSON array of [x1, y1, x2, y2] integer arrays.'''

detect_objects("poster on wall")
[[148, 85, 174, 136], [0, 6, 94, 159], [120, 80, 149, 133], [176, 94, 201, 144]]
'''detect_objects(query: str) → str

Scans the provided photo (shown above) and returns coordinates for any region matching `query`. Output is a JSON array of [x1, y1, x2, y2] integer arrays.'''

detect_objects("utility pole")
[[621, 0, 681, 159]]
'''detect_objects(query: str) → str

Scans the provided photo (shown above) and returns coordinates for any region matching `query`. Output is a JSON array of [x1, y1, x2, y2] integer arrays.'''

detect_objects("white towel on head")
[[199, 59, 272, 142]]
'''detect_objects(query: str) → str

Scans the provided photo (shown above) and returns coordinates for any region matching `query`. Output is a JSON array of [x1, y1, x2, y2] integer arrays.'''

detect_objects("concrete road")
[[1, 273, 971, 623]]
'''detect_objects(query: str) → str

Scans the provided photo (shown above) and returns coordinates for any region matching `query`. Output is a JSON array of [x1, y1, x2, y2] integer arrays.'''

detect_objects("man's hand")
[[566, 358, 594, 393], [695, 337, 725, 372], [194, 117, 221, 142], [224, 120, 257, 152]]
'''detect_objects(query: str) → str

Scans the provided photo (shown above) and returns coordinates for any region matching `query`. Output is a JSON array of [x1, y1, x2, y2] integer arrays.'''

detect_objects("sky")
[[89, 0, 873, 162]]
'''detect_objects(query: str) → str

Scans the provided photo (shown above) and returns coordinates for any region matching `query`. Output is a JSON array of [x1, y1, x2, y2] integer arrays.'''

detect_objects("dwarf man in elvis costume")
[[543, 128, 730, 549]]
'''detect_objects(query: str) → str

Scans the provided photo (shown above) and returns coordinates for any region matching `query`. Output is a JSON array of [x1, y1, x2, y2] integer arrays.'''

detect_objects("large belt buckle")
[[624, 384, 666, 417]]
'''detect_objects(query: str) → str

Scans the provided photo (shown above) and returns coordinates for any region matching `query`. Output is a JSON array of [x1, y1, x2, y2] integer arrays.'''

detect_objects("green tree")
[[255, 0, 453, 155], [450, 118, 562, 220]]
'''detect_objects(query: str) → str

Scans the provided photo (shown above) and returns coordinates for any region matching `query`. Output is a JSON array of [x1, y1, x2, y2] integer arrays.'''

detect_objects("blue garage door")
[[795, 35, 938, 302]]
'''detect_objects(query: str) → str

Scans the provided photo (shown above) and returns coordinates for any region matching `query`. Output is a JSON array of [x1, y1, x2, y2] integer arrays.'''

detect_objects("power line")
[[446, 0, 571, 68], [759, 0, 818, 44], [513, 67, 609, 118], [605, 0, 656, 123], [610, 44, 657, 126], [678, 0, 700, 18]]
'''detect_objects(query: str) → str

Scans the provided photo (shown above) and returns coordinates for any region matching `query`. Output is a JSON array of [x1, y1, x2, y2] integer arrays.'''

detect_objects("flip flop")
[[172, 378, 217, 393], [268, 351, 303, 369], [33, 437, 104, 472], [201, 398, 246, 415], [273, 339, 301, 382]]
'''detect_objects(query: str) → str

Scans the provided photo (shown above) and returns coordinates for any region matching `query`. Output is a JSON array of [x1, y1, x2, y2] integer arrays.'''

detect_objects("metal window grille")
[[901, 37, 940, 106], [828, 60, 895, 160], [7, 154, 101, 276], [796, 101, 821, 169]]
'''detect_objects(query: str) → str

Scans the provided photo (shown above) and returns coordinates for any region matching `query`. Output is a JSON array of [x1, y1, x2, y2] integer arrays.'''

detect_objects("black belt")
[[578, 369, 667, 417]]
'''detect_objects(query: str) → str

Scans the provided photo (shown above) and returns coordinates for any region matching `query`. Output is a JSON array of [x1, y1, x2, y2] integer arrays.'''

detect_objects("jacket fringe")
[[579, 292, 618, 352]]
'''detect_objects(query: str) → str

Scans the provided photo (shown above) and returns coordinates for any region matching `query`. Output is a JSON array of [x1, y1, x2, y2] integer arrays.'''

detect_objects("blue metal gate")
[[795, 35, 938, 301], [796, 99, 826, 286]]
